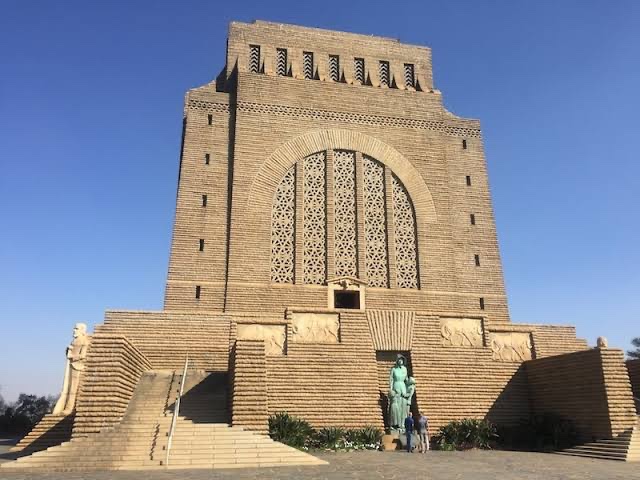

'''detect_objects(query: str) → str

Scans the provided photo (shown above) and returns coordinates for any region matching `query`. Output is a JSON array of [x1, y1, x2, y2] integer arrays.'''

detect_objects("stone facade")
[[12, 21, 639, 462]]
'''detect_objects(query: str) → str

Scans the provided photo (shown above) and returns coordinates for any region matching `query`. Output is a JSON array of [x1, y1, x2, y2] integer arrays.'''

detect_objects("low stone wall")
[[72, 334, 152, 437], [627, 359, 640, 404], [525, 348, 636, 441]]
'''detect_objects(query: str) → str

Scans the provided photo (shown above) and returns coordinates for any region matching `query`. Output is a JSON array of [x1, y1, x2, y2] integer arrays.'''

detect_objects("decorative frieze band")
[[187, 99, 481, 138]]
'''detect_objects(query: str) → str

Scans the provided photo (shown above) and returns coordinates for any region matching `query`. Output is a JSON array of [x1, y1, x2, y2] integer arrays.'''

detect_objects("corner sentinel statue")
[[52, 323, 90, 415]]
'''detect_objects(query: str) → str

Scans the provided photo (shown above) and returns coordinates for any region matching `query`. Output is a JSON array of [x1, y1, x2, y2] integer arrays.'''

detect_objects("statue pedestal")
[[381, 433, 401, 451]]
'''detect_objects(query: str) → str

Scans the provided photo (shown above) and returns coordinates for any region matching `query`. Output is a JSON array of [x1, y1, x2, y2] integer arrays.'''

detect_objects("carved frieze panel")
[[237, 324, 286, 355], [489, 332, 533, 362], [440, 318, 483, 347], [291, 313, 340, 344]]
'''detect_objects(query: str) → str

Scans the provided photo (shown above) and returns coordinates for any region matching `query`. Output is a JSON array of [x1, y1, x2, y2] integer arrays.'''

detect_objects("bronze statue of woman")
[[388, 354, 408, 429]]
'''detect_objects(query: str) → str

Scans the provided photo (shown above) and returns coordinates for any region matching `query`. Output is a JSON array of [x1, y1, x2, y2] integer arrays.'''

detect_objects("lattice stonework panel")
[[363, 156, 389, 287], [303, 152, 327, 284], [392, 174, 419, 288], [333, 150, 358, 277], [270, 166, 296, 283]]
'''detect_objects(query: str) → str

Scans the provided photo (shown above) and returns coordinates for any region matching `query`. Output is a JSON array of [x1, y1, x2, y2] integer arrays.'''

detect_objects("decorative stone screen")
[[334, 150, 358, 277], [270, 150, 419, 289], [363, 156, 389, 288], [302, 152, 327, 284], [391, 175, 418, 288], [270, 166, 296, 283]]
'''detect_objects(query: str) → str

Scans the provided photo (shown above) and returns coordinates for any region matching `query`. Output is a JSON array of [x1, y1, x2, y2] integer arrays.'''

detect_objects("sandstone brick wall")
[[87, 304, 588, 436], [529, 325, 588, 358], [163, 21, 511, 328], [164, 87, 231, 312], [627, 359, 640, 402], [525, 348, 637, 441], [230, 340, 268, 433], [73, 334, 152, 437], [225, 309, 587, 433], [412, 314, 530, 431], [97, 310, 231, 371], [265, 310, 382, 429]]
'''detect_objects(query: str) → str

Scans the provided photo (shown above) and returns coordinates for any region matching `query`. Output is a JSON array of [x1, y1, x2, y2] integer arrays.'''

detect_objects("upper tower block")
[[223, 20, 433, 92]]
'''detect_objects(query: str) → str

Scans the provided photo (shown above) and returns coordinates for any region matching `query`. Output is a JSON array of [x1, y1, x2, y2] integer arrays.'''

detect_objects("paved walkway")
[[1, 450, 639, 479]]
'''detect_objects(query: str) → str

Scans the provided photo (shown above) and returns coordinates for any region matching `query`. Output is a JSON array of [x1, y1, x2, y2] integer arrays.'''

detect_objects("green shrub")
[[435, 419, 497, 450], [359, 425, 383, 445], [497, 414, 578, 451], [313, 427, 345, 449], [343, 428, 361, 444], [268, 412, 314, 448], [267, 413, 382, 451]]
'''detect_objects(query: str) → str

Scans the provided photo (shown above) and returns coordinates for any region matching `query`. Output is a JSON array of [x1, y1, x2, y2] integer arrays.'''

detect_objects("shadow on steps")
[[168, 371, 230, 424]]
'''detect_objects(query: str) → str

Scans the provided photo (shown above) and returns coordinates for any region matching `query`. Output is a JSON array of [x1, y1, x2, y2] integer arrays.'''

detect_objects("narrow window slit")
[[276, 48, 288, 76], [303, 52, 314, 79], [249, 45, 261, 73], [329, 55, 340, 82], [404, 63, 415, 88], [379, 61, 390, 87], [354, 58, 365, 84]]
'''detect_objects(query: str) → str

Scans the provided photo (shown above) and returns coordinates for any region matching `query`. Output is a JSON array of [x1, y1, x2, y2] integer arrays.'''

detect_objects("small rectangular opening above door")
[[334, 290, 360, 309]]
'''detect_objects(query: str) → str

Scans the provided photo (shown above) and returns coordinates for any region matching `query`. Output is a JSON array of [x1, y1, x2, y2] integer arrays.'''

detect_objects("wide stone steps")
[[9, 413, 75, 454], [556, 416, 639, 462], [1, 369, 324, 471]]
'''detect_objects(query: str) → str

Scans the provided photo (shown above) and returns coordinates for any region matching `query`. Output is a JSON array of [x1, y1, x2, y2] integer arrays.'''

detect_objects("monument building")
[[4, 21, 638, 470]]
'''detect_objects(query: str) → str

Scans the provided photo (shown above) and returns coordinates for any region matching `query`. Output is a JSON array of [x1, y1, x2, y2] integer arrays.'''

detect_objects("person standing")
[[404, 413, 414, 453], [417, 412, 430, 452]]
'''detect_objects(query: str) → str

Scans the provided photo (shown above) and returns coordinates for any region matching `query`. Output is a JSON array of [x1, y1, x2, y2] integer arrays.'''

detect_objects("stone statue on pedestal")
[[52, 323, 90, 415]]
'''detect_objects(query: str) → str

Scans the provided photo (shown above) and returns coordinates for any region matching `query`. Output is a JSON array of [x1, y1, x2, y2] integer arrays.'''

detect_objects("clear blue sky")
[[1, 1, 638, 402]]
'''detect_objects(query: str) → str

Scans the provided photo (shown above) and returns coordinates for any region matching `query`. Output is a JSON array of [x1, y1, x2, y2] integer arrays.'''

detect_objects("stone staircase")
[[154, 369, 325, 469], [9, 413, 74, 455], [557, 416, 640, 461], [1, 369, 325, 471], [1, 370, 173, 471]]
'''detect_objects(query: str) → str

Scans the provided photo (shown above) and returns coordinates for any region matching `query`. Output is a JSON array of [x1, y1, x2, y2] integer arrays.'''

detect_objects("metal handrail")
[[165, 356, 188, 467]]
